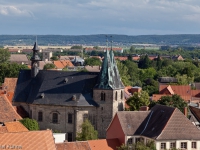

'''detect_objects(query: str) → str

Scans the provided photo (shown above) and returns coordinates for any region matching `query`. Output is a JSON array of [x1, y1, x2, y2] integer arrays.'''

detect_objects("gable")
[[157, 108, 200, 140]]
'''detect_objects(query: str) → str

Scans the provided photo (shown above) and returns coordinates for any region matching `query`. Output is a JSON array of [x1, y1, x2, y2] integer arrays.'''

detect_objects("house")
[[0, 130, 56, 150], [13, 42, 125, 140], [158, 77, 178, 86], [9, 54, 29, 65], [107, 104, 200, 150], [152, 85, 193, 102]]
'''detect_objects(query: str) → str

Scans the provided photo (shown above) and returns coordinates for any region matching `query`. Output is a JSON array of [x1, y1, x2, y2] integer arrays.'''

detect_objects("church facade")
[[13, 42, 125, 141]]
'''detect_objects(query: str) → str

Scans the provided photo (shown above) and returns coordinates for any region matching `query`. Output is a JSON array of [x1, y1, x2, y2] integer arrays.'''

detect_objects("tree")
[[0, 48, 10, 63], [71, 45, 83, 49], [0, 62, 28, 84], [43, 63, 55, 70], [19, 118, 39, 130], [138, 55, 151, 69], [117, 141, 156, 150], [50, 56, 58, 61], [76, 119, 98, 141], [84, 57, 102, 66], [126, 91, 150, 111], [151, 94, 187, 113]]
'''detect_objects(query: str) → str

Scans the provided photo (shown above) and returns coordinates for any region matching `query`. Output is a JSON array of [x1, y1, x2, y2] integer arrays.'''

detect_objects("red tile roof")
[[0, 130, 56, 150], [2, 78, 18, 92], [114, 57, 127, 61], [56, 141, 90, 150], [53, 61, 65, 69], [88, 139, 121, 150], [4, 121, 28, 132], [0, 95, 22, 122]]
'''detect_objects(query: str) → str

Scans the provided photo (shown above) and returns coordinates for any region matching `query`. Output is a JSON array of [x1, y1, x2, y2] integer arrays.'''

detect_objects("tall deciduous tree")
[[126, 91, 150, 111], [43, 63, 55, 70], [0, 48, 10, 63], [76, 119, 98, 141]]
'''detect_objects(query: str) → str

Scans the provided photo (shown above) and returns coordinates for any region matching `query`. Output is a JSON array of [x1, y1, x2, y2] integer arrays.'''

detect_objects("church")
[[13, 42, 125, 141]]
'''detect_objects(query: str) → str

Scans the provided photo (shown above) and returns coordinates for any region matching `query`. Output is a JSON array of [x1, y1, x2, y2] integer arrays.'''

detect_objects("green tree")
[[76, 119, 98, 141], [84, 57, 102, 66], [126, 91, 150, 111], [117, 60, 131, 86], [138, 55, 151, 69], [19, 118, 39, 130], [151, 94, 187, 113], [0, 62, 28, 84], [50, 56, 58, 61], [43, 63, 55, 70], [0, 48, 10, 63], [156, 55, 162, 70], [71, 45, 83, 49]]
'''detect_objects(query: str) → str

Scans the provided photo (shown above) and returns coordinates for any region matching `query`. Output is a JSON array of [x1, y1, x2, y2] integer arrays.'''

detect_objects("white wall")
[[53, 133, 66, 143]]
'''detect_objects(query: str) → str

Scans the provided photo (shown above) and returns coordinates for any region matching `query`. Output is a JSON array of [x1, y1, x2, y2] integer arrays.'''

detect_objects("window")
[[38, 112, 43, 122], [121, 90, 123, 99], [135, 137, 144, 143], [127, 138, 133, 145], [101, 91, 105, 101], [181, 142, 187, 149], [68, 132, 73, 142], [115, 91, 118, 100], [192, 142, 197, 149], [52, 113, 58, 123], [170, 142, 176, 149], [83, 114, 88, 122], [161, 143, 166, 149], [68, 113, 72, 123]]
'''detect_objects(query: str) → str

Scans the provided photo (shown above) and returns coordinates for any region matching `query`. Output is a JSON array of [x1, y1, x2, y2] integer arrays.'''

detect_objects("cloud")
[[1, 0, 200, 34], [0, 5, 34, 17]]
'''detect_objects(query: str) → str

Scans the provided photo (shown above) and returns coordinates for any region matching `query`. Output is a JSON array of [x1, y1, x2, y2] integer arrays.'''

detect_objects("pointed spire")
[[96, 36, 124, 89]]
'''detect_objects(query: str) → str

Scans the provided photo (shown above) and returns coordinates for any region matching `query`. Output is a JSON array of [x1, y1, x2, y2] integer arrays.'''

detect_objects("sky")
[[1, 0, 200, 35]]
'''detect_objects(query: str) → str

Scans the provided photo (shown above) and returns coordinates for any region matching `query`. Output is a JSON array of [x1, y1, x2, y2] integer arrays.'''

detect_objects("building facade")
[[13, 42, 125, 140]]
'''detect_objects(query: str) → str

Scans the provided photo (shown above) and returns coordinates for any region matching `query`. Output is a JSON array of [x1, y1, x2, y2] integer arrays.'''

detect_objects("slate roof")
[[0, 130, 56, 150], [189, 106, 200, 123], [117, 105, 200, 140], [13, 70, 99, 107], [0, 95, 22, 122], [56, 141, 90, 150], [158, 77, 178, 83]]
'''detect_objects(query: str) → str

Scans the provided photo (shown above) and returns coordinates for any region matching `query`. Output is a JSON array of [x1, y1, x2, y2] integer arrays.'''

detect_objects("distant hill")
[[0, 34, 200, 46]]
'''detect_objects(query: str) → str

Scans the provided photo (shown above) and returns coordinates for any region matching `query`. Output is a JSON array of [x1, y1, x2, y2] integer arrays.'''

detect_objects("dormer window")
[[101, 91, 105, 101]]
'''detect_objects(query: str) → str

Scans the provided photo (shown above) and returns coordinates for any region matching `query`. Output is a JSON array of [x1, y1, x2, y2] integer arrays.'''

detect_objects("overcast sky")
[[0, 0, 200, 35]]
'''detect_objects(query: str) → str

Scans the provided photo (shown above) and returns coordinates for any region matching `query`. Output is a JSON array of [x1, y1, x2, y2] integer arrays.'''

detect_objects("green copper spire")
[[96, 39, 124, 89]]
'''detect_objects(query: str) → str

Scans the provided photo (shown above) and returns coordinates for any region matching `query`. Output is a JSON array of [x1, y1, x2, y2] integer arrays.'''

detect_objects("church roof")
[[95, 50, 124, 89], [13, 70, 99, 107]]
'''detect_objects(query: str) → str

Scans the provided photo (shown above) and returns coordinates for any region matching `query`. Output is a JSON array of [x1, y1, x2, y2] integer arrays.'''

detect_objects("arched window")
[[101, 91, 106, 101], [68, 113, 73, 123], [38, 112, 43, 122], [115, 91, 118, 100], [52, 113, 58, 123], [121, 90, 123, 99]]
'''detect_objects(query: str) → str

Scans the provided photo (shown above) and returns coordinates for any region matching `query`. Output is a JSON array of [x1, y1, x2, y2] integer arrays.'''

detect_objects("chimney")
[[183, 107, 187, 117], [139, 106, 149, 111]]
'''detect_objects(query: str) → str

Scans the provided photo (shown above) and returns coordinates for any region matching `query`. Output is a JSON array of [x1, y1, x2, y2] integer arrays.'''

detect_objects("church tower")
[[30, 41, 41, 78], [93, 41, 125, 138]]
